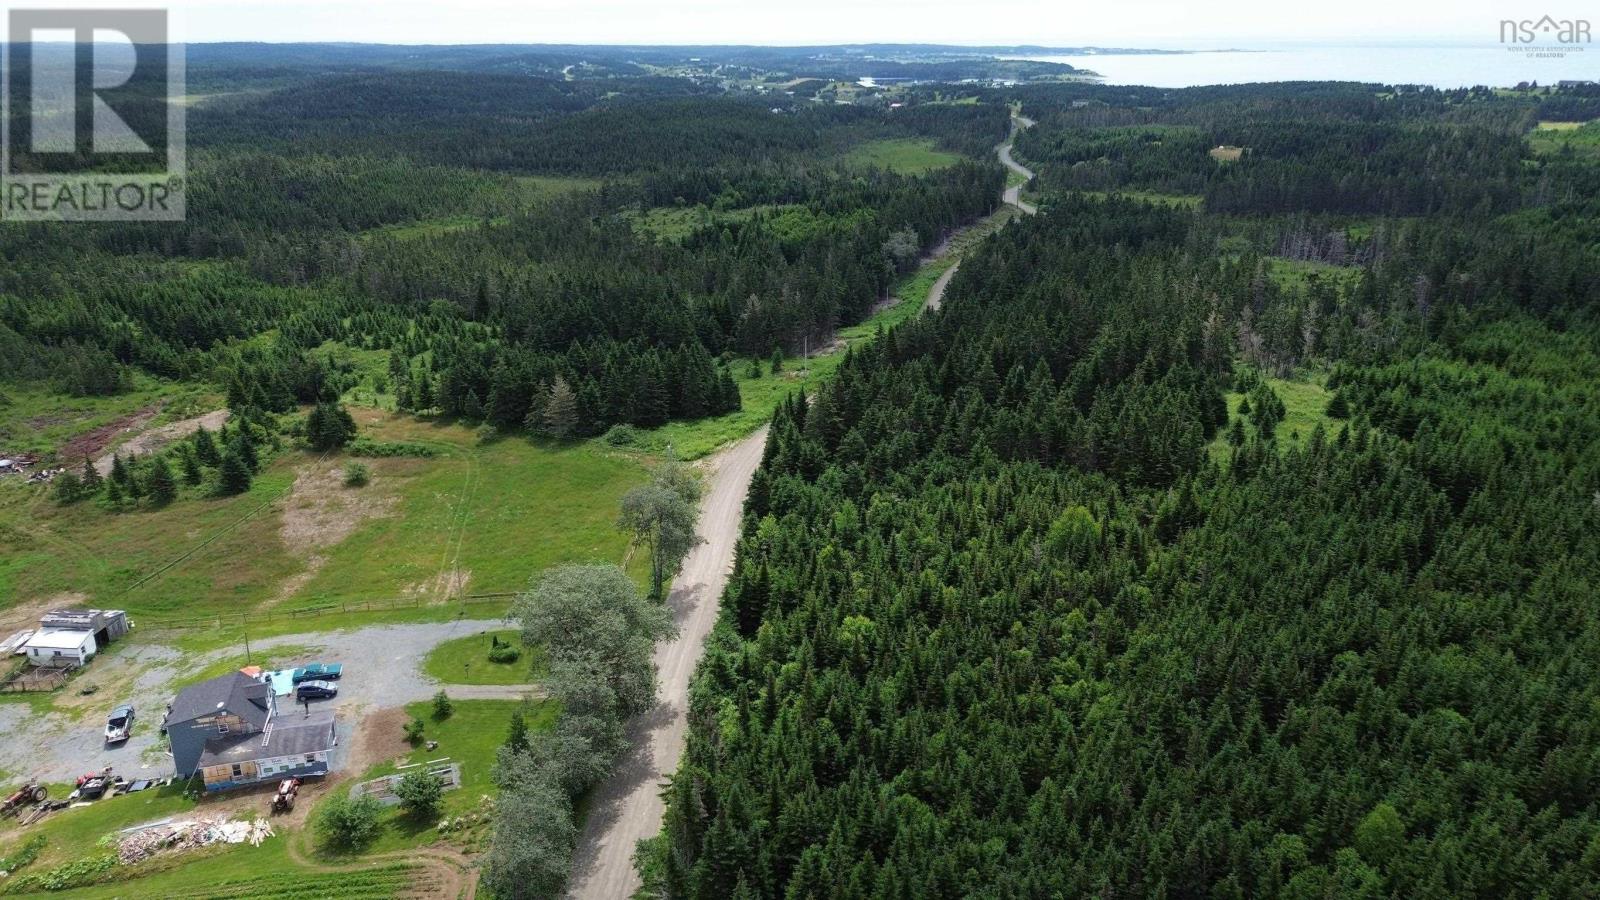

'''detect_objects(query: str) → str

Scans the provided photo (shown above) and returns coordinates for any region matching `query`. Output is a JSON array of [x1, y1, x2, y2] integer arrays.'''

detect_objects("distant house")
[[164, 671, 337, 791], [22, 629, 98, 667]]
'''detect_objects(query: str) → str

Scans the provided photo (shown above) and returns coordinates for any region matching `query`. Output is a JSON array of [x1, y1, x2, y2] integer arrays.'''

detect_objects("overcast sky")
[[15, 0, 1595, 46]]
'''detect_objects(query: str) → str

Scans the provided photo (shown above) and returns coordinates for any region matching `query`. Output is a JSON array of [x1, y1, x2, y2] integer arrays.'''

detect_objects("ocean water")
[[1012, 43, 1596, 89]]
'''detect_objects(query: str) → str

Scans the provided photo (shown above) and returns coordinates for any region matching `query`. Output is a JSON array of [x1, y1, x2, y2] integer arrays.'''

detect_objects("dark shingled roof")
[[164, 671, 272, 729], [197, 709, 337, 768]]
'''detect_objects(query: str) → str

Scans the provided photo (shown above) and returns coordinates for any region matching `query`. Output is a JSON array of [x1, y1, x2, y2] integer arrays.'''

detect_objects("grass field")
[[0, 377, 217, 460], [283, 413, 646, 611], [422, 628, 543, 685], [0, 409, 647, 634], [1266, 257, 1361, 292], [1071, 188, 1203, 209], [1528, 120, 1600, 157], [842, 138, 964, 174], [339, 699, 557, 856], [1207, 373, 1337, 464]]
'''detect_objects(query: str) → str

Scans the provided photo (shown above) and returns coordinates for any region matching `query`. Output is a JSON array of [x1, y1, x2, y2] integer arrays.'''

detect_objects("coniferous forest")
[[652, 81, 1600, 898], [3, 42, 1599, 897]]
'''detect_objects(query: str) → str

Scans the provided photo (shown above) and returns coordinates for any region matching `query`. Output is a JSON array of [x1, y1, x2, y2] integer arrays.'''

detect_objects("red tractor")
[[270, 778, 301, 814], [1, 783, 46, 818]]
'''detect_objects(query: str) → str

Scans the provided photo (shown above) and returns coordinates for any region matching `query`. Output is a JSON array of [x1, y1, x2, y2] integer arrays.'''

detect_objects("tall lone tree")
[[541, 376, 579, 439], [618, 454, 703, 599]]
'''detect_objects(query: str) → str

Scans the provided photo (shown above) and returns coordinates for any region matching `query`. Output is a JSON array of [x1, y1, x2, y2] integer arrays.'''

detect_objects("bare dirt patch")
[[267, 459, 399, 608], [1209, 144, 1245, 162], [0, 590, 84, 634], [93, 409, 230, 476], [349, 707, 410, 774], [58, 405, 162, 467]]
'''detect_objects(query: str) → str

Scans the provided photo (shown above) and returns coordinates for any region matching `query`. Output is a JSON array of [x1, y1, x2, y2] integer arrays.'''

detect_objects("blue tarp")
[[266, 669, 295, 697]]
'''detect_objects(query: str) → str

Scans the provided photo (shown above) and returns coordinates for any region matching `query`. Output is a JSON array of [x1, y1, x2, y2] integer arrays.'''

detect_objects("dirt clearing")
[[268, 458, 400, 607], [91, 409, 230, 475]]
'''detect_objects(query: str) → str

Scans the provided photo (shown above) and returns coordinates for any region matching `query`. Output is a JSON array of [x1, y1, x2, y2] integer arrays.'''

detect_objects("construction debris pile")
[[115, 816, 275, 864], [0, 456, 62, 484]]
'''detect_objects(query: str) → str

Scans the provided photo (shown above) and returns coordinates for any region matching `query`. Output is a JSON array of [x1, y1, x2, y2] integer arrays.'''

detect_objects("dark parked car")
[[295, 680, 338, 701]]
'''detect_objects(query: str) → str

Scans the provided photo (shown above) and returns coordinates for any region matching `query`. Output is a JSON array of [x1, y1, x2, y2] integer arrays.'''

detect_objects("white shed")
[[22, 629, 98, 667]]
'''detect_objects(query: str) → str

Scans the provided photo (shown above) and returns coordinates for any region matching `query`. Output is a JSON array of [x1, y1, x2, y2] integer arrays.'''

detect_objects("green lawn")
[[334, 699, 557, 856], [842, 138, 964, 174], [0, 780, 197, 881], [31, 821, 426, 899], [422, 629, 543, 685]]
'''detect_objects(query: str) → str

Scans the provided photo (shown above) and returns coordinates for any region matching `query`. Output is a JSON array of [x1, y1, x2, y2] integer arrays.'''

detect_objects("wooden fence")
[[0, 664, 74, 693]]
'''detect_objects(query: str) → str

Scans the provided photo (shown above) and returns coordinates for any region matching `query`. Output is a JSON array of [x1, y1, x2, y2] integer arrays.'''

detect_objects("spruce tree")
[[80, 457, 102, 494], [147, 457, 177, 506], [193, 425, 220, 465], [217, 451, 252, 496], [542, 377, 579, 439]]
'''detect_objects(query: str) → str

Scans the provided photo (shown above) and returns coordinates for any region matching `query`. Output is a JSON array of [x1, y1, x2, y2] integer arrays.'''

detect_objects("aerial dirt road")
[[929, 116, 1038, 311], [999, 117, 1038, 215], [567, 113, 1039, 899], [567, 425, 769, 899]]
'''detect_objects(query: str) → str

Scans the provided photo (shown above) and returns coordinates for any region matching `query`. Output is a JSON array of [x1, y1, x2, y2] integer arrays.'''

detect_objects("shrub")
[[53, 472, 85, 505], [343, 461, 370, 487], [346, 438, 439, 458], [404, 715, 427, 746], [394, 771, 445, 821], [432, 690, 454, 720], [488, 644, 521, 664], [602, 423, 640, 447], [315, 794, 383, 850]]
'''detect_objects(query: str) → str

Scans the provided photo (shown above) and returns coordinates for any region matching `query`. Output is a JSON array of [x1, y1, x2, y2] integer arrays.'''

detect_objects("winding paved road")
[[567, 426, 769, 900]]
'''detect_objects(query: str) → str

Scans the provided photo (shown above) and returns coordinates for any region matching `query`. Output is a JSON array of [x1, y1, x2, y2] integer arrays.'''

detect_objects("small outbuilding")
[[39, 609, 130, 647], [22, 629, 98, 667]]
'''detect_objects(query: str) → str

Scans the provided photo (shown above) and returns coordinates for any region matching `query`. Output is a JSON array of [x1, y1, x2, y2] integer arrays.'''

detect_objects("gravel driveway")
[[0, 617, 520, 784]]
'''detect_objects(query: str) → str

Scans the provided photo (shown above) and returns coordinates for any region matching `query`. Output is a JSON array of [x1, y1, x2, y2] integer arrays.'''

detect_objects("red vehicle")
[[271, 778, 301, 814], [1, 783, 46, 818]]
